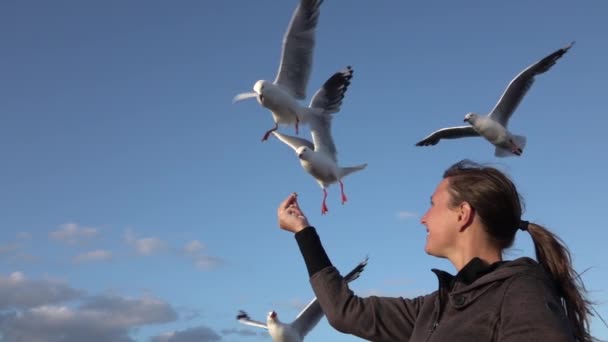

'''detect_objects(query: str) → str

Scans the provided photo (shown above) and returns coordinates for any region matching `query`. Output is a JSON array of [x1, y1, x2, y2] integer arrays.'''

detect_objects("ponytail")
[[527, 222, 593, 342]]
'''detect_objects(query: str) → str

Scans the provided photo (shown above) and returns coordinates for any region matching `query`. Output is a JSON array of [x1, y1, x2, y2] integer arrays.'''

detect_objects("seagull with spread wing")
[[272, 66, 366, 215], [415, 41, 574, 157], [233, 0, 327, 142], [236, 256, 369, 342]]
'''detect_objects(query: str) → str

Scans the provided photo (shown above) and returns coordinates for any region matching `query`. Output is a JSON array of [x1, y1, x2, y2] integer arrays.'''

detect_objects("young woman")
[[277, 160, 593, 341]]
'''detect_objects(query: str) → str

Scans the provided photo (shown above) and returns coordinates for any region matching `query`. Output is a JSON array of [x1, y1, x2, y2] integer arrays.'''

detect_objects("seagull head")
[[253, 80, 267, 104], [267, 311, 278, 322], [464, 112, 478, 124], [296, 146, 311, 160]]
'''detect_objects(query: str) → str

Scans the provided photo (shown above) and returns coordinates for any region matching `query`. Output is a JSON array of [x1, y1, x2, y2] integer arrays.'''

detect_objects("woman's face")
[[420, 178, 462, 258]]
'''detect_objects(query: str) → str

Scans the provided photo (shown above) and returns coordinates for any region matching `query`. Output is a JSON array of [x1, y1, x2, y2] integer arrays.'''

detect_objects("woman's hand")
[[277, 193, 310, 233]]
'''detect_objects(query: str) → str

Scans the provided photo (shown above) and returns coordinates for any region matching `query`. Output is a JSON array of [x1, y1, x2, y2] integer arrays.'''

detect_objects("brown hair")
[[443, 159, 593, 342]]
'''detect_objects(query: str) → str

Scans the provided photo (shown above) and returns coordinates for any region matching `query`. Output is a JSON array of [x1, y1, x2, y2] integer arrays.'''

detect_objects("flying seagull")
[[272, 66, 366, 215], [236, 256, 369, 342], [233, 0, 326, 142], [415, 41, 574, 157]]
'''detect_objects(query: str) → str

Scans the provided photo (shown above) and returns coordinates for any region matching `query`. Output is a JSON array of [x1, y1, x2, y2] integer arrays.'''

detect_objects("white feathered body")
[[470, 115, 509, 145], [298, 149, 366, 189], [466, 113, 527, 157], [299, 151, 341, 189], [255, 81, 320, 126], [268, 320, 303, 342]]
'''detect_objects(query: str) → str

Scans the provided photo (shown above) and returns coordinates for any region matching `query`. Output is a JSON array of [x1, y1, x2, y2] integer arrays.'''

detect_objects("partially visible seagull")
[[236, 256, 369, 342], [272, 66, 365, 215], [415, 41, 574, 157], [233, 0, 326, 142]]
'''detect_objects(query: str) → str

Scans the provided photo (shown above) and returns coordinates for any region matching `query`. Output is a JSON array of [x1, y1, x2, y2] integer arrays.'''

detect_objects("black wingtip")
[[344, 255, 370, 281], [415, 140, 434, 147], [562, 41, 575, 53], [236, 310, 249, 320]]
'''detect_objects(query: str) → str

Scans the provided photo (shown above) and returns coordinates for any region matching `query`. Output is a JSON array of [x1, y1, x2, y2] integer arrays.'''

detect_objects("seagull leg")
[[261, 123, 279, 142], [294, 116, 300, 136], [339, 180, 348, 204], [321, 189, 329, 215]]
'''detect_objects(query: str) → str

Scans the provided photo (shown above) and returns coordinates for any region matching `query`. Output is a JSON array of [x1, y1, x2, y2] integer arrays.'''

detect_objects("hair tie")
[[519, 220, 529, 232]]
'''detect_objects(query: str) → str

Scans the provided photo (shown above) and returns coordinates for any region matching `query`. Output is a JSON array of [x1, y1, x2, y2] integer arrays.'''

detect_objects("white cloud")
[[221, 327, 263, 338], [397, 211, 418, 220], [151, 326, 222, 342], [80, 294, 177, 326], [180, 240, 223, 270], [125, 231, 222, 269], [73, 250, 113, 263], [135, 238, 167, 255], [194, 256, 223, 270], [124, 230, 167, 256], [0, 272, 83, 309], [0, 284, 178, 342], [184, 240, 204, 255], [50, 223, 98, 244]]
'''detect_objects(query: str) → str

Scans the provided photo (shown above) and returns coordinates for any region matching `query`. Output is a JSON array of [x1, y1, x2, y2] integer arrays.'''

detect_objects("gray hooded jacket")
[[296, 227, 575, 342]]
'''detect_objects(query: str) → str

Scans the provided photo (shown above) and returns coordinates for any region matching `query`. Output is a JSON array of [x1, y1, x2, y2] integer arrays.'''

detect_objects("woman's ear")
[[457, 202, 475, 231]]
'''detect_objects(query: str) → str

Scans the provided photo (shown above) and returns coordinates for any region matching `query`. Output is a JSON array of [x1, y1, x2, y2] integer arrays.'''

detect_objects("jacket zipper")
[[426, 269, 455, 341], [430, 311, 439, 331], [426, 278, 449, 341], [425, 297, 444, 341]]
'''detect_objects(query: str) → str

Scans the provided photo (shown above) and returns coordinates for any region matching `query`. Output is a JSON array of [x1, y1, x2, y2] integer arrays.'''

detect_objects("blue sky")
[[1, 0, 607, 341]]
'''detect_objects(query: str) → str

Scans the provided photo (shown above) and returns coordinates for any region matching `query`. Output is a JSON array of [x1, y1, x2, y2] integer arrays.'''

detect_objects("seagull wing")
[[274, 0, 323, 99], [272, 131, 315, 152], [308, 111, 337, 162], [415, 126, 479, 146], [236, 310, 268, 330], [309, 66, 354, 114], [291, 298, 323, 338], [488, 41, 574, 127], [343, 256, 369, 283]]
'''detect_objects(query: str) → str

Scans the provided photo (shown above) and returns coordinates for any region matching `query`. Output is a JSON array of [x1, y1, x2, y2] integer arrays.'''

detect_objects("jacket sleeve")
[[311, 266, 428, 342], [295, 226, 426, 341], [498, 272, 576, 342]]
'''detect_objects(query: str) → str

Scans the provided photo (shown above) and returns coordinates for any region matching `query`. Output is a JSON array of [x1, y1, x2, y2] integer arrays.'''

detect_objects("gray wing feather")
[[309, 112, 337, 162], [236, 310, 268, 330], [309, 66, 354, 113], [291, 298, 323, 338], [488, 41, 574, 127], [272, 131, 314, 152], [415, 126, 479, 146], [274, 0, 323, 99]]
